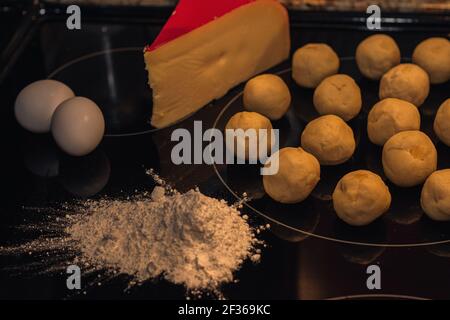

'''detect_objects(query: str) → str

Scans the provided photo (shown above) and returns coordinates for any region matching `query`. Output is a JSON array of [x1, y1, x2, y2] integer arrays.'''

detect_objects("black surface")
[[215, 61, 450, 247], [0, 3, 450, 300], [0, 2, 28, 52]]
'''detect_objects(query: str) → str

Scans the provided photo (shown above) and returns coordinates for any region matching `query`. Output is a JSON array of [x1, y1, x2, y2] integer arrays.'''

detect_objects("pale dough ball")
[[313, 74, 362, 121], [382, 131, 437, 187], [243, 74, 291, 120], [356, 34, 401, 80], [434, 99, 450, 146], [225, 111, 273, 161], [263, 147, 320, 204], [292, 43, 340, 88], [367, 98, 421, 146], [333, 170, 391, 226], [379, 63, 430, 107], [301, 115, 355, 165], [421, 169, 450, 221], [412, 37, 450, 84]]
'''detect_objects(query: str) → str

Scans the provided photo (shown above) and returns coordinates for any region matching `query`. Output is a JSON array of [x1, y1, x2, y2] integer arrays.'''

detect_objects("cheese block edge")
[[145, 0, 290, 128]]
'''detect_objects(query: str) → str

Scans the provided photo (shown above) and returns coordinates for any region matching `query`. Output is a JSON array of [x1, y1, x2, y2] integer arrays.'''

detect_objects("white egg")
[[15, 80, 75, 133], [51, 97, 105, 156]]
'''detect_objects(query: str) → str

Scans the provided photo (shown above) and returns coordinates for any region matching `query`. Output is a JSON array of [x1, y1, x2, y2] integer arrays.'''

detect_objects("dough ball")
[[292, 43, 340, 88], [356, 34, 401, 80], [225, 111, 273, 161], [382, 131, 437, 187], [421, 169, 450, 221], [263, 147, 320, 204], [301, 115, 356, 165], [367, 98, 421, 146], [412, 37, 450, 84], [379, 63, 430, 107], [313, 74, 362, 121], [434, 98, 450, 146], [333, 170, 391, 226], [243, 74, 291, 120]]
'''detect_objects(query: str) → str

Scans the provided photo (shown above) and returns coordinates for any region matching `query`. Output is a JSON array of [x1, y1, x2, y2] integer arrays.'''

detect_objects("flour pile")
[[0, 171, 264, 295], [67, 185, 260, 290]]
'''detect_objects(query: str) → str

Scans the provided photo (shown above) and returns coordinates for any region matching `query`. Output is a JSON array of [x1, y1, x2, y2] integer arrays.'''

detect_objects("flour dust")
[[0, 170, 266, 298]]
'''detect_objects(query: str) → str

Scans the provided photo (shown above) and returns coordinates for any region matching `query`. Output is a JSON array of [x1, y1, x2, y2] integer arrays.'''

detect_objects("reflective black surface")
[[0, 4, 450, 299], [214, 62, 450, 246]]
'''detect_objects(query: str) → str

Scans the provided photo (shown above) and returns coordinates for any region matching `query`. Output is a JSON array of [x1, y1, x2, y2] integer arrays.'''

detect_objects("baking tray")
[[1, 2, 450, 299]]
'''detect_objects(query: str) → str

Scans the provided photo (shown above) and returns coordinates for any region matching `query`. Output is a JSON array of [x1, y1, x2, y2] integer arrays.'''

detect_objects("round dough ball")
[[382, 131, 437, 187], [243, 74, 291, 120], [379, 63, 430, 107], [412, 37, 450, 84], [301, 115, 356, 165], [421, 169, 450, 221], [313, 74, 362, 121], [51, 97, 105, 157], [356, 34, 401, 80], [434, 98, 450, 146], [225, 111, 273, 161], [333, 170, 391, 226], [14, 80, 75, 133], [292, 43, 340, 88], [263, 147, 320, 204], [367, 98, 421, 146]]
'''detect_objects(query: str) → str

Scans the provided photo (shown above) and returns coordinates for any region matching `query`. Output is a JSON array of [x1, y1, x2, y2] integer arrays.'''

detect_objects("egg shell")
[[51, 97, 105, 157], [15, 80, 75, 133]]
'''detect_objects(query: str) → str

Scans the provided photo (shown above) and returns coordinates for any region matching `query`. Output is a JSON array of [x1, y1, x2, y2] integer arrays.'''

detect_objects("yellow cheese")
[[144, 0, 290, 128]]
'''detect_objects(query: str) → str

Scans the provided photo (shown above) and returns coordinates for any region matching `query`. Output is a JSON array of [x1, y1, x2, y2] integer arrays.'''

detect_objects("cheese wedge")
[[144, 0, 290, 128]]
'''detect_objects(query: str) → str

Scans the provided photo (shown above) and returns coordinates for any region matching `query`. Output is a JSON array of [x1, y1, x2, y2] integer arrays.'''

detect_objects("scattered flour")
[[0, 170, 264, 296], [68, 186, 260, 290]]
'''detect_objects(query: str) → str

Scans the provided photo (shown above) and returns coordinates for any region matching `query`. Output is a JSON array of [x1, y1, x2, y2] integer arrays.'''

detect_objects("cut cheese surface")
[[145, 0, 290, 128]]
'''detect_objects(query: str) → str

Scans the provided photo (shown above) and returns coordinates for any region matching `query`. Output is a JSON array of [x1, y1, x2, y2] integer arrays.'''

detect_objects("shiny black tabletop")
[[0, 3, 449, 300]]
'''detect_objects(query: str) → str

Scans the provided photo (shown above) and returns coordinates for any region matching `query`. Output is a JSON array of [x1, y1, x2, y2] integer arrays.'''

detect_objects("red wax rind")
[[145, 0, 255, 52]]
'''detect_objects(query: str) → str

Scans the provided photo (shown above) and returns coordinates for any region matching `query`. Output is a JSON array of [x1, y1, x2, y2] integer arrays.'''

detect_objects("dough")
[[243, 74, 291, 120], [421, 169, 450, 221], [301, 114, 355, 165], [434, 98, 450, 146], [225, 111, 273, 161], [412, 37, 450, 84], [263, 147, 320, 204], [356, 34, 401, 80], [382, 130, 437, 187], [292, 43, 340, 88], [333, 170, 391, 226], [367, 98, 421, 146], [379, 63, 430, 107], [313, 74, 362, 121]]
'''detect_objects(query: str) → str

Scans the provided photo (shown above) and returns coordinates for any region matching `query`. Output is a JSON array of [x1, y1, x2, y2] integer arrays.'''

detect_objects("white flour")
[[68, 186, 260, 290], [0, 171, 264, 296]]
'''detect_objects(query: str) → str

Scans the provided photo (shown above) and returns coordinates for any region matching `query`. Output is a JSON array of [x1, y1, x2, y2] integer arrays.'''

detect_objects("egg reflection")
[[59, 149, 110, 197], [101, 134, 160, 195], [22, 134, 60, 178]]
